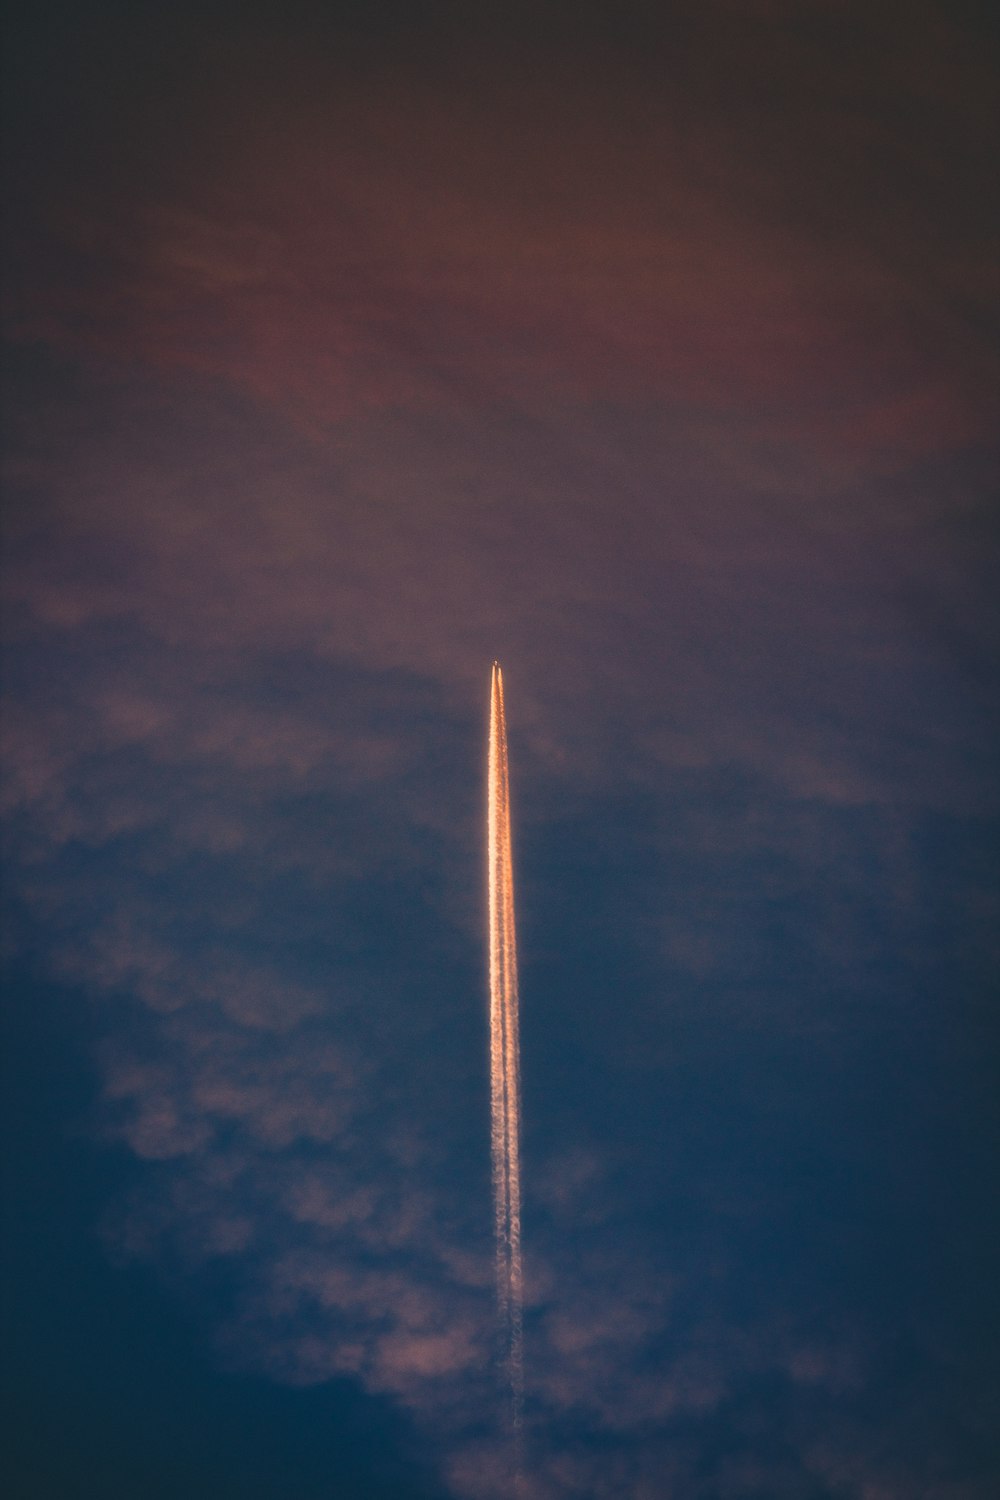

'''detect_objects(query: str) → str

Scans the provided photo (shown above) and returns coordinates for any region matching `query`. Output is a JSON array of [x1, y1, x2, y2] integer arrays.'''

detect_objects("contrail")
[[488, 660, 524, 1463]]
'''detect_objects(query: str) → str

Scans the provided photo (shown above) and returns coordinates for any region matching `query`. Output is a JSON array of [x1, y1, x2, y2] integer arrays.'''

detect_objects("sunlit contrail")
[[488, 660, 524, 1458]]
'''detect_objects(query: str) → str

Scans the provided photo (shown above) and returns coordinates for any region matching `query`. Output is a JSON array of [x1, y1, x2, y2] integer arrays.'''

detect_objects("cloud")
[[3, 347, 996, 1488], [3, 4, 997, 1494]]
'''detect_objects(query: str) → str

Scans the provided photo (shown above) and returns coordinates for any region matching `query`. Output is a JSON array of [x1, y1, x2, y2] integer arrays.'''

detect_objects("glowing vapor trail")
[[488, 660, 524, 1452]]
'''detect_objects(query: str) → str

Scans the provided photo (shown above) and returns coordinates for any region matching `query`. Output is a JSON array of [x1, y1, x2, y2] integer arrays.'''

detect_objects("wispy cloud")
[[3, 3, 997, 1493]]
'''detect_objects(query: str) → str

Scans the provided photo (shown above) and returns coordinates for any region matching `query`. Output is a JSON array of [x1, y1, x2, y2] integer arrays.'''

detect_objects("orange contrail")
[[488, 661, 524, 1451]]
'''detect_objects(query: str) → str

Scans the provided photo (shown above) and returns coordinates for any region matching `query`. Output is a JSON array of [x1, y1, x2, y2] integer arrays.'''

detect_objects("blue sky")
[[3, 4, 999, 1496]]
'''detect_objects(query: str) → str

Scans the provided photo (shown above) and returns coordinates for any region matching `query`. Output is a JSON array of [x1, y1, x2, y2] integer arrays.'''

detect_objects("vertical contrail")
[[488, 660, 524, 1459]]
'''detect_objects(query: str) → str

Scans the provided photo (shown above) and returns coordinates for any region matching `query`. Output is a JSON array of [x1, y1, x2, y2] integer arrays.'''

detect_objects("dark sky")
[[2, 4, 999, 1497]]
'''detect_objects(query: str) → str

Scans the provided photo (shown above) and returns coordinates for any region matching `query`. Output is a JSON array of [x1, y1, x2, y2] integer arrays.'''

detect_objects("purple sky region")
[[3, 4, 999, 1498]]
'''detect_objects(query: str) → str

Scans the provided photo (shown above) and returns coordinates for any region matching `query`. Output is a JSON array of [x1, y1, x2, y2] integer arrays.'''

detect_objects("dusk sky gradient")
[[2, 4, 999, 1497]]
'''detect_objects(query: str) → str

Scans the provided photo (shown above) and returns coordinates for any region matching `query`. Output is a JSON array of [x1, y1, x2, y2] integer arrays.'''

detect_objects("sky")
[[2, 2, 999, 1496]]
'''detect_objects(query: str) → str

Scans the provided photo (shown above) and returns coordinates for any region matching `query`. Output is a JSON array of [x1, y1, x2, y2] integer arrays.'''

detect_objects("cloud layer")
[[3, 3, 998, 1495]]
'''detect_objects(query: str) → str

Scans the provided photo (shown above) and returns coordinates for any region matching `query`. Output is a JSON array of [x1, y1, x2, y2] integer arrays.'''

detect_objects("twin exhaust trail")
[[487, 661, 524, 1457]]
